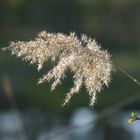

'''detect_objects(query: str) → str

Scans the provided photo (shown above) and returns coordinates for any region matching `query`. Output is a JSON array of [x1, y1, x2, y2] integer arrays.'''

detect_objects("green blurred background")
[[0, 0, 140, 140]]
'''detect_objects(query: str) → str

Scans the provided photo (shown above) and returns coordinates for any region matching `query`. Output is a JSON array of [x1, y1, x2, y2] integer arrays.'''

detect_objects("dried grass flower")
[[2, 31, 112, 106]]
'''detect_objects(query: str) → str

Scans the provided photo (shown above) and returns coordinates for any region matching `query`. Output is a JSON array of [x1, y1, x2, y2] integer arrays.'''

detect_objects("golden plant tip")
[[3, 30, 112, 106], [38, 80, 42, 85]]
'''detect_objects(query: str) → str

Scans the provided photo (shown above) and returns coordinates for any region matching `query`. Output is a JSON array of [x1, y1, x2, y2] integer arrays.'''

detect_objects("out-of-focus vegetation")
[[128, 112, 140, 124], [1, 0, 140, 140], [0, 0, 140, 113]]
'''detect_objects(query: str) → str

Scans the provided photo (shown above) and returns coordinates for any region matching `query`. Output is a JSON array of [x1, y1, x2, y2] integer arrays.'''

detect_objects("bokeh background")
[[0, 0, 140, 140]]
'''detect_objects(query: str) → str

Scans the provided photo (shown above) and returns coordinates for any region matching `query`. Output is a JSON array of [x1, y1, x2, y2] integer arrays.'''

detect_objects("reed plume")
[[2, 31, 112, 106]]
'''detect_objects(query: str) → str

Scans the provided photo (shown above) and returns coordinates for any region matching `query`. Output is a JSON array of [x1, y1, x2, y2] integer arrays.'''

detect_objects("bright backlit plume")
[[3, 31, 112, 106]]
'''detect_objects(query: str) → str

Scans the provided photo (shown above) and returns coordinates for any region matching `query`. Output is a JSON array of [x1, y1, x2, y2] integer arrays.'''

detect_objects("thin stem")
[[2, 75, 28, 140], [116, 65, 140, 86]]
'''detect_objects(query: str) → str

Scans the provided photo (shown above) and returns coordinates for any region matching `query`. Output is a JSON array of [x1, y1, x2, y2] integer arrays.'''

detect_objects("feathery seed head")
[[3, 30, 112, 106]]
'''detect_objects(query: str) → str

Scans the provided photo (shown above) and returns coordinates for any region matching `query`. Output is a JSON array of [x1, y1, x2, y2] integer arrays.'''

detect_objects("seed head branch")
[[2, 31, 112, 106]]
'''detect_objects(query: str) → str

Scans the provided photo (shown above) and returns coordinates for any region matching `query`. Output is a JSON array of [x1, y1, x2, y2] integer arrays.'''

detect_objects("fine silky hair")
[[3, 31, 112, 106]]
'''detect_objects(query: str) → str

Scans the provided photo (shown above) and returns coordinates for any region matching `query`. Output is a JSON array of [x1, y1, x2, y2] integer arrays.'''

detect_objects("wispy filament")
[[3, 31, 112, 106]]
